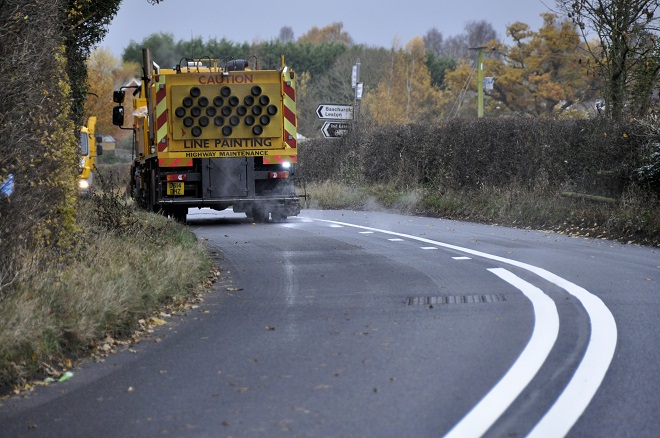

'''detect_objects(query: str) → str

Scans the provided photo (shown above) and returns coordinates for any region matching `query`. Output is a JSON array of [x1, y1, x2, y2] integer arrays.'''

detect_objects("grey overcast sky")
[[101, 0, 554, 57]]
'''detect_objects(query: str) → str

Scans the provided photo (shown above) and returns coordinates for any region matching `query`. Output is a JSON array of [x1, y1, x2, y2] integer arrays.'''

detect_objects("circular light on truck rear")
[[175, 107, 186, 118], [190, 87, 201, 98], [191, 126, 202, 137]]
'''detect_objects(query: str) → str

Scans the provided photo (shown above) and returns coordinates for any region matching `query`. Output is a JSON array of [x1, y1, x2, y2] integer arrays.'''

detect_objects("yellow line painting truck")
[[112, 48, 301, 222], [78, 116, 103, 197]]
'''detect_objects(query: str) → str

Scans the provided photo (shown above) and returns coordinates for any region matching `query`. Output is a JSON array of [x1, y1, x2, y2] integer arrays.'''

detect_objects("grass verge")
[[0, 197, 212, 396], [306, 181, 660, 246]]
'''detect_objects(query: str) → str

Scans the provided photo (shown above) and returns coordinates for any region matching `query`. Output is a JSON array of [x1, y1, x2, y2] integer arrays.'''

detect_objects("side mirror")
[[113, 90, 125, 104], [112, 106, 125, 126]]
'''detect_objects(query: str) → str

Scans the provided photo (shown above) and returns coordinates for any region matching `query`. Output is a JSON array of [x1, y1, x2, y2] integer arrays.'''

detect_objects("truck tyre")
[[251, 206, 269, 223], [172, 207, 187, 223], [150, 168, 159, 213], [271, 211, 287, 222]]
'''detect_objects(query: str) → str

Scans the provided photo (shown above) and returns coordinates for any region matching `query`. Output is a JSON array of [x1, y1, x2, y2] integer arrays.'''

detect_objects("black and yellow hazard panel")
[[171, 84, 282, 140]]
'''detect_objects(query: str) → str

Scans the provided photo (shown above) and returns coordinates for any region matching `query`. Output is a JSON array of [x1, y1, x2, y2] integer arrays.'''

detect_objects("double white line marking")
[[309, 218, 618, 437]]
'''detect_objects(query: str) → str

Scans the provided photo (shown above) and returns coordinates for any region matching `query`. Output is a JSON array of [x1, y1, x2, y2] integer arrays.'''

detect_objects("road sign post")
[[321, 121, 350, 138], [316, 104, 353, 120], [353, 59, 361, 124], [318, 60, 363, 137]]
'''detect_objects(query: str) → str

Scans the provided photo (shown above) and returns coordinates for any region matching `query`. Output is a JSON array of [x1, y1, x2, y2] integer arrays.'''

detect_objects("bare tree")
[[441, 34, 469, 59], [278, 26, 295, 43], [557, 0, 660, 120], [465, 20, 498, 48], [438, 20, 498, 61], [423, 27, 444, 55]]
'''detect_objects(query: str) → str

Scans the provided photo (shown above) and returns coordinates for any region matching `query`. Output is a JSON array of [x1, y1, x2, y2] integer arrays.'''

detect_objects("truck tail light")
[[166, 174, 187, 181], [269, 171, 289, 179]]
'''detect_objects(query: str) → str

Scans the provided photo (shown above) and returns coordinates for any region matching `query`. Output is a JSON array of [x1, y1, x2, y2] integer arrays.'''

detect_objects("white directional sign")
[[322, 121, 350, 138], [316, 104, 353, 120]]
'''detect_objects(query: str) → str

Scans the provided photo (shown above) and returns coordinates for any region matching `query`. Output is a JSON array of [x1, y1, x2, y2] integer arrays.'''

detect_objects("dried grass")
[[0, 203, 211, 394]]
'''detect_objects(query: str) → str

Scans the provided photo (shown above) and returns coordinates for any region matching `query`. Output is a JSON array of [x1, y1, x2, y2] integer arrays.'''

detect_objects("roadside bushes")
[[299, 117, 653, 197], [0, 0, 78, 301], [298, 116, 659, 245]]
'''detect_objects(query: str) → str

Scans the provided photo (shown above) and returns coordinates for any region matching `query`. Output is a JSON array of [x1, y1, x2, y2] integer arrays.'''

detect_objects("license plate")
[[167, 182, 184, 195]]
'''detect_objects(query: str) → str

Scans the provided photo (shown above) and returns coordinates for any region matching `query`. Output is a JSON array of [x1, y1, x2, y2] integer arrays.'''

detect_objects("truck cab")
[[78, 116, 103, 197]]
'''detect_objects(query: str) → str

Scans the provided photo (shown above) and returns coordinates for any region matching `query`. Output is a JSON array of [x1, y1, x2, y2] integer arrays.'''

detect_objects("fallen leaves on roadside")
[[3, 264, 222, 399], [149, 317, 167, 326]]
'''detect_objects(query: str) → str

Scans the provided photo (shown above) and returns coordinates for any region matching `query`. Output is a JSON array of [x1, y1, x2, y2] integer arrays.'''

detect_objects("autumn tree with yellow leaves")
[[298, 22, 353, 45], [442, 13, 597, 118], [363, 37, 443, 125], [85, 48, 140, 136]]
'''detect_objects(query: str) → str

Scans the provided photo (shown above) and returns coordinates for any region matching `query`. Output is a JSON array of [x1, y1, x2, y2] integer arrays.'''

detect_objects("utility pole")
[[352, 59, 362, 124], [470, 46, 486, 118]]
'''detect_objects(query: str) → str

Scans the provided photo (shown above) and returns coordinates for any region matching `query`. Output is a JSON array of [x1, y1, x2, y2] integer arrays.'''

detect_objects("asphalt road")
[[0, 209, 657, 437]]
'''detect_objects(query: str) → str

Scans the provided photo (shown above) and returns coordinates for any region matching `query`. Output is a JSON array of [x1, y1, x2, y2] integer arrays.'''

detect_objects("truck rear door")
[[203, 158, 249, 199]]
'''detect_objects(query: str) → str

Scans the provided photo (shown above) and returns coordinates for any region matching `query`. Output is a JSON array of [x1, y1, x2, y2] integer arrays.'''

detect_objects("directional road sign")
[[316, 104, 353, 120], [322, 121, 350, 138]]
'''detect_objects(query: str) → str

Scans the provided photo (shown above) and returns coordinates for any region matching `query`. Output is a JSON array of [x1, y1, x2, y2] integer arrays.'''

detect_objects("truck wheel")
[[251, 207, 269, 223], [271, 211, 287, 222], [163, 207, 187, 223], [173, 208, 187, 223]]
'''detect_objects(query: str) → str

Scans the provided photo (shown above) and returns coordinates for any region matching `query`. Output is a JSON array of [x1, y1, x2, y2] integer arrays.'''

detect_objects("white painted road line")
[[306, 217, 618, 437], [452, 256, 472, 260], [443, 268, 559, 438], [526, 274, 618, 438]]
